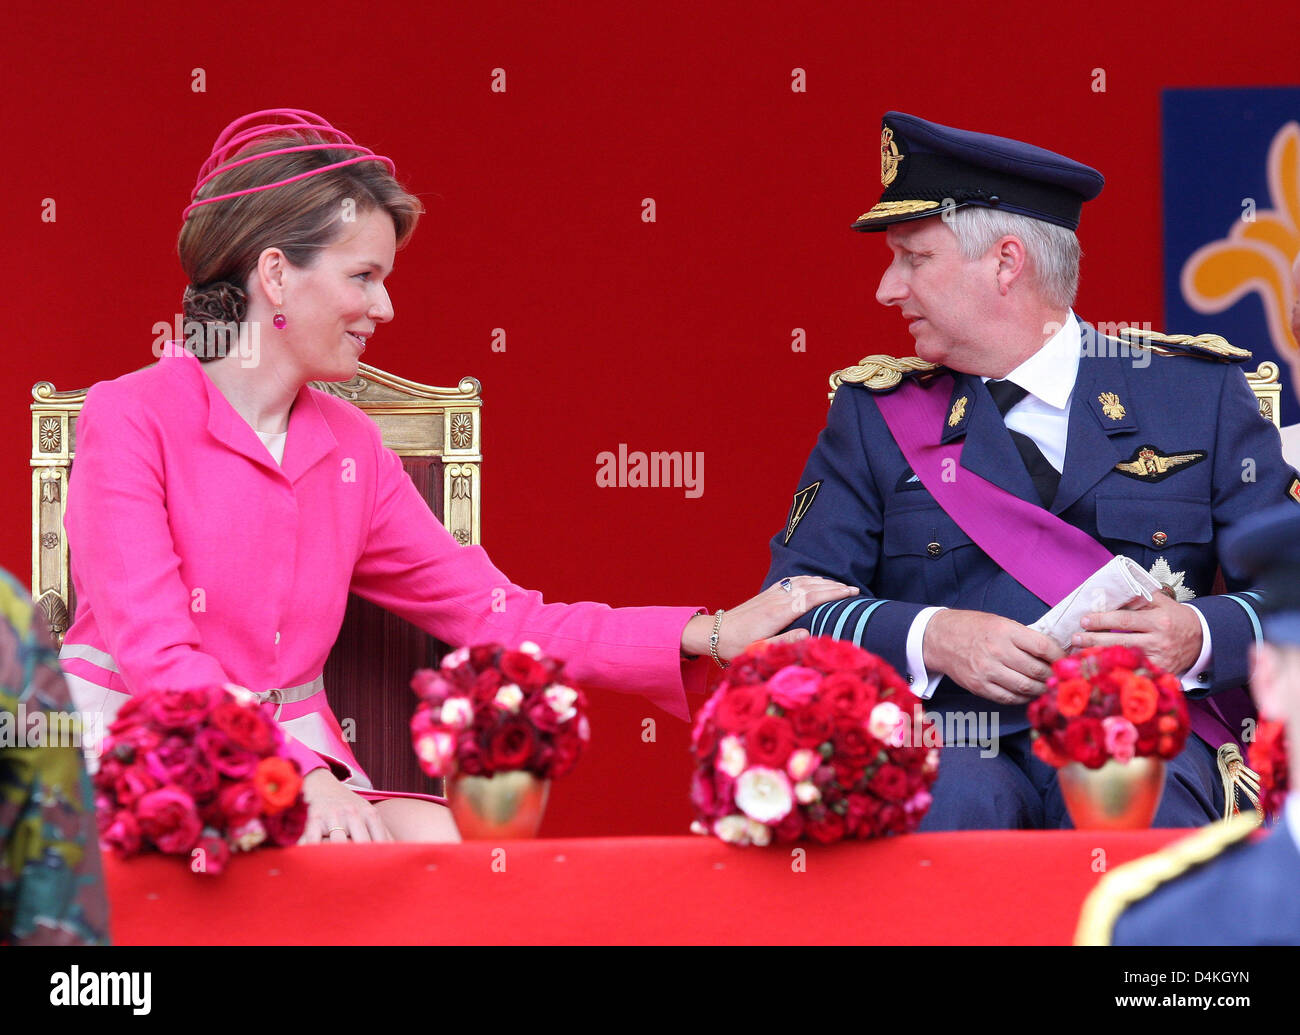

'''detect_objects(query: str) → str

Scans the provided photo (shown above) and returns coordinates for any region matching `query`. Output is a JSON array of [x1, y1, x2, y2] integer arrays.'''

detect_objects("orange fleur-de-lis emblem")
[[1181, 121, 1300, 386]]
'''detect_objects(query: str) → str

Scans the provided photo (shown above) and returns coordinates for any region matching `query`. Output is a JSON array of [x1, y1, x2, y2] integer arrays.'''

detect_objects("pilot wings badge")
[[1114, 444, 1207, 483]]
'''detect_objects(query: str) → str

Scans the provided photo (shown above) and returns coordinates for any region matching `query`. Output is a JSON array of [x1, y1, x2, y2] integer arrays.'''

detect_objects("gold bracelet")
[[709, 609, 729, 670]]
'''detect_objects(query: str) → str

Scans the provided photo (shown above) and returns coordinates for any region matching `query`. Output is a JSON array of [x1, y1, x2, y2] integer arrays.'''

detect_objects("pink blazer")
[[62, 346, 706, 779]]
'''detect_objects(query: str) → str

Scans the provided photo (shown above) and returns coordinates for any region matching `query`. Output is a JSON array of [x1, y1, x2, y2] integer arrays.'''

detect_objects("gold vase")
[[1058, 757, 1166, 830], [448, 770, 551, 839]]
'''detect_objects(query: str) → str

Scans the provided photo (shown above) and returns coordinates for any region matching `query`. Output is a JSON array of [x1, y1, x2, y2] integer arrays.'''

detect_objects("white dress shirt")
[[905, 312, 1214, 698]]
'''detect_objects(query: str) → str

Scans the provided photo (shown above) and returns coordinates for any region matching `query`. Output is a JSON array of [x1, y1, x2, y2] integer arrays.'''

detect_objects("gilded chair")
[[31, 362, 482, 795]]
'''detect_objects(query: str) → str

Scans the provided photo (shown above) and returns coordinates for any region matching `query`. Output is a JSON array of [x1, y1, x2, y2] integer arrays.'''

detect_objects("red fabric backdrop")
[[4, 1, 1296, 837]]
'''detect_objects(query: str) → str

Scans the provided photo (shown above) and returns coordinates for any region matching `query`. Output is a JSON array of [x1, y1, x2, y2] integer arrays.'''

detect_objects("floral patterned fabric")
[[0, 569, 109, 944]]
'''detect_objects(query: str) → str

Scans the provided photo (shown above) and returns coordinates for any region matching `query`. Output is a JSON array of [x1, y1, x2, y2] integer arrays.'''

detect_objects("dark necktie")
[[985, 379, 1060, 508]]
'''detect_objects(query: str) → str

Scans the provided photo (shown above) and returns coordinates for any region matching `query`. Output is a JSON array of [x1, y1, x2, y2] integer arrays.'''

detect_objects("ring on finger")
[[779, 578, 794, 593]]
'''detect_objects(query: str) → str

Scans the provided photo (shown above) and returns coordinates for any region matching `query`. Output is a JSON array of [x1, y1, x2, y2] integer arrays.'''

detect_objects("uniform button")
[[274, 631, 281, 645], [1197, 671, 1210, 683], [906, 674, 914, 685], [926, 541, 942, 557], [1152, 531, 1168, 547]]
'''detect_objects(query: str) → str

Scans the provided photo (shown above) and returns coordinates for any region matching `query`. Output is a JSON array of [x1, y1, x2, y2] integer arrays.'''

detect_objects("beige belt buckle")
[[258, 687, 285, 719]]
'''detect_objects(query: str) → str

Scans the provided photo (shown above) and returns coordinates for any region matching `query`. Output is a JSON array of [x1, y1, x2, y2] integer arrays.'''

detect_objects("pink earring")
[[273, 310, 287, 330]]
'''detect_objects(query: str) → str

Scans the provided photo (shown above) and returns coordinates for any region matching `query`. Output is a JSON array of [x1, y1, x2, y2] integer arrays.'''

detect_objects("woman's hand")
[[682, 576, 860, 662], [298, 769, 392, 843]]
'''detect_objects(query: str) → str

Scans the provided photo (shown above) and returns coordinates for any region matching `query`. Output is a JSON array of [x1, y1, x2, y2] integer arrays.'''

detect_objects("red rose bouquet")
[[1248, 718, 1290, 818], [409, 642, 590, 780], [1028, 645, 1189, 769], [689, 636, 940, 846], [93, 685, 307, 875]]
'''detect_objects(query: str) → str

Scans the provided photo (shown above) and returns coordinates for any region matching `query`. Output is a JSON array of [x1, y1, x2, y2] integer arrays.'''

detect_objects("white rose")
[[734, 766, 794, 824], [494, 683, 524, 713], [439, 696, 474, 729], [717, 735, 747, 778], [747, 820, 772, 847], [787, 748, 818, 782], [232, 819, 266, 852], [794, 780, 821, 805], [713, 815, 751, 844], [518, 641, 543, 658], [869, 701, 904, 745], [545, 684, 578, 722], [442, 646, 470, 670]]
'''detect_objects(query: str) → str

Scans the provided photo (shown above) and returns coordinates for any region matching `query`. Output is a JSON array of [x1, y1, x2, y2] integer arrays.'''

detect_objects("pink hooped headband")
[[181, 108, 397, 220]]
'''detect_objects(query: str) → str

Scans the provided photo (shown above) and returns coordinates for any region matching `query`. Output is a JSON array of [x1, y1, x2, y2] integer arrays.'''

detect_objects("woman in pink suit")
[[60, 109, 854, 843]]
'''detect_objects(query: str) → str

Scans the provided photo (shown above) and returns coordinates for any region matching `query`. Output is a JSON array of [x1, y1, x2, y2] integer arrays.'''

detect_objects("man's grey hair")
[[946, 206, 1081, 309]]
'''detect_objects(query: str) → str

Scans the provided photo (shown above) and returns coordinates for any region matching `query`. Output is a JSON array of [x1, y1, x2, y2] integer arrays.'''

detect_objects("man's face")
[[874, 216, 999, 371]]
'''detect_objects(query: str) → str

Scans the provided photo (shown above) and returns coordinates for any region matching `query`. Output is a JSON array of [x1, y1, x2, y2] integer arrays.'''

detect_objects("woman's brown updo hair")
[[178, 130, 423, 359]]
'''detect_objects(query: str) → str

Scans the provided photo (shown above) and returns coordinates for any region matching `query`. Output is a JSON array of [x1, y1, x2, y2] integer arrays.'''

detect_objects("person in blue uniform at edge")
[[1078, 256, 1300, 945], [764, 111, 1300, 830]]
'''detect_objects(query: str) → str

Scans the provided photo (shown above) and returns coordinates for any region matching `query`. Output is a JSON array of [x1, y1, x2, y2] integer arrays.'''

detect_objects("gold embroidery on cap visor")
[[855, 199, 943, 223], [880, 126, 904, 187]]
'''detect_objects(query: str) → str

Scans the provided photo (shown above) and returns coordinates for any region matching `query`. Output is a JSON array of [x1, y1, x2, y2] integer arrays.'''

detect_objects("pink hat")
[[182, 108, 396, 220]]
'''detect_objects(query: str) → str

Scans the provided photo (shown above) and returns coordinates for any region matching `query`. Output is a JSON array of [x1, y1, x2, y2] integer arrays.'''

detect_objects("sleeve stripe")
[[1223, 593, 1264, 646], [849, 599, 888, 647], [809, 601, 834, 635], [830, 598, 870, 640]]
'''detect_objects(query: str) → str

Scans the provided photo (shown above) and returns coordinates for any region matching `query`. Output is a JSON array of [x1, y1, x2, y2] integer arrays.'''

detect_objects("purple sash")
[[875, 373, 1252, 752]]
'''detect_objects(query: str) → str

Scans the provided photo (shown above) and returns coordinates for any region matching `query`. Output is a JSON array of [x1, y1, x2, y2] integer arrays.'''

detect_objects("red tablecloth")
[[103, 829, 1189, 944]]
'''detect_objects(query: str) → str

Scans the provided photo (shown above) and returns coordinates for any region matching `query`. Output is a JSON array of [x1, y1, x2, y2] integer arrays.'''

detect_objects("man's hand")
[[1073, 590, 1203, 675], [922, 609, 1064, 705]]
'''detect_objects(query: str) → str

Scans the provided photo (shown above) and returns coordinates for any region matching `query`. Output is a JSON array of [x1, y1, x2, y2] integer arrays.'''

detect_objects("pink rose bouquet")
[[690, 637, 940, 845], [410, 642, 590, 780], [93, 685, 307, 874]]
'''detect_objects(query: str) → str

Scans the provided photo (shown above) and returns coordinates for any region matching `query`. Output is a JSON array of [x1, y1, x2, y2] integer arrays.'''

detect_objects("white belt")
[[59, 643, 324, 710], [255, 676, 325, 706]]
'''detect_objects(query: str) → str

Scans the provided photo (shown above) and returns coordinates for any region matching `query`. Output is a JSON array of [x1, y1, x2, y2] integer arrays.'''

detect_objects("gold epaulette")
[[829, 355, 941, 399], [1074, 813, 1259, 945], [1114, 328, 1253, 363]]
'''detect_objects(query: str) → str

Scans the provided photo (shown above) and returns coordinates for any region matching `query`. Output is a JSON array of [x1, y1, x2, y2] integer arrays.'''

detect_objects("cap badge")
[[1098, 392, 1126, 421], [880, 126, 904, 187]]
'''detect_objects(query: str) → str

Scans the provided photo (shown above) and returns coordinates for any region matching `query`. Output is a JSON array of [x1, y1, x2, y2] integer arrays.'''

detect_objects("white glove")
[[1030, 555, 1163, 652]]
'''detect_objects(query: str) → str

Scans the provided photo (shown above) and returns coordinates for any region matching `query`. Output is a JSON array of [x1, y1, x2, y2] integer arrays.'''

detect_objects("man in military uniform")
[[1078, 504, 1300, 944], [765, 111, 1298, 829]]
